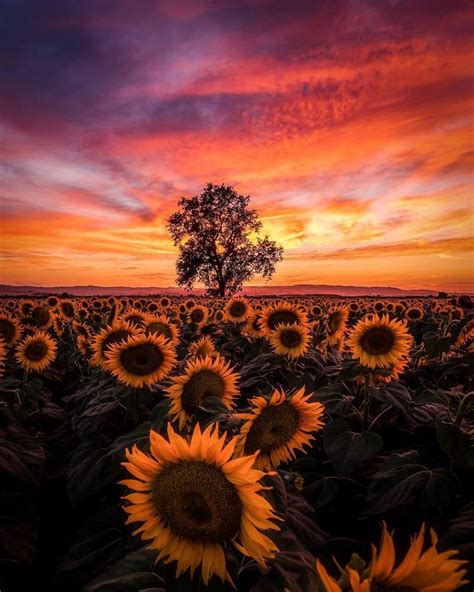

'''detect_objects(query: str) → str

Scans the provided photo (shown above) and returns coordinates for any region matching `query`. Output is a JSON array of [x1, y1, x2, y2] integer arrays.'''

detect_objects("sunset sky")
[[1, 0, 473, 291]]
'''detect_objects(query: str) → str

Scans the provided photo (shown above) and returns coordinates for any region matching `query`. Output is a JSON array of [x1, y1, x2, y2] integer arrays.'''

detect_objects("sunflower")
[[0, 315, 20, 345], [121, 423, 279, 585], [165, 355, 239, 429], [243, 313, 266, 339], [105, 334, 177, 388], [347, 314, 412, 370], [214, 310, 225, 323], [59, 299, 76, 320], [234, 388, 325, 470], [47, 296, 59, 307], [373, 300, 385, 313], [349, 302, 359, 313], [260, 302, 308, 335], [145, 315, 180, 347], [268, 322, 310, 359], [188, 335, 217, 359], [454, 318, 474, 348], [316, 523, 467, 592], [91, 321, 140, 367], [405, 306, 424, 322], [325, 307, 349, 346], [224, 297, 251, 323], [15, 331, 57, 372], [188, 305, 208, 326], [31, 305, 54, 329], [121, 308, 148, 328], [20, 300, 34, 316]]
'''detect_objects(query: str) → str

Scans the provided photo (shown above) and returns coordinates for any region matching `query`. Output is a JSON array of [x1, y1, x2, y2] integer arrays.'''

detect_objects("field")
[[0, 294, 472, 591]]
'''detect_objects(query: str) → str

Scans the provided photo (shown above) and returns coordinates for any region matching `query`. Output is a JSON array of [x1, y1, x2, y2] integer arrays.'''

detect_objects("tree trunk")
[[218, 281, 226, 297]]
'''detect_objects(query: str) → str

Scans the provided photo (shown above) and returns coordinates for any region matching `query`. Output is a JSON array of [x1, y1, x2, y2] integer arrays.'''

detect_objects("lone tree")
[[167, 183, 284, 296]]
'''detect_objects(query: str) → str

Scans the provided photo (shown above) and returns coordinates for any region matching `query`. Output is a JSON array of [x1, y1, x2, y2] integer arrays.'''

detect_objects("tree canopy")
[[167, 183, 284, 296]]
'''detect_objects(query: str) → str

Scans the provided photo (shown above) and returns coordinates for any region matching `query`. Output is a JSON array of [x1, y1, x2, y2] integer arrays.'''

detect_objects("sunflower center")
[[407, 309, 421, 320], [61, 303, 75, 318], [101, 330, 131, 355], [230, 302, 246, 317], [279, 328, 302, 348], [153, 461, 242, 542], [119, 343, 164, 376], [190, 309, 204, 323], [244, 401, 300, 454], [147, 322, 172, 339], [328, 313, 342, 333], [0, 319, 15, 343], [25, 341, 48, 361], [181, 370, 225, 413], [268, 310, 298, 330], [359, 327, 395, 356]]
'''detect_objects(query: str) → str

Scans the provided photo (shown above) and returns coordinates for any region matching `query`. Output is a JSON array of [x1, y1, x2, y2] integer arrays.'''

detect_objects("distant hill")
[[0, 283, 462, 297]]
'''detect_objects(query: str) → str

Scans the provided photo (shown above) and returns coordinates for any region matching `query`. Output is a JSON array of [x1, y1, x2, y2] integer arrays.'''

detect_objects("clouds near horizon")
[[1, 0, 473, 291]]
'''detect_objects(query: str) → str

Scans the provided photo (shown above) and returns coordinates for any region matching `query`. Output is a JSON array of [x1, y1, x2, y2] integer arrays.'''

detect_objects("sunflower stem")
[[454, 391, 473, 426], [362, 375, 371, 430]]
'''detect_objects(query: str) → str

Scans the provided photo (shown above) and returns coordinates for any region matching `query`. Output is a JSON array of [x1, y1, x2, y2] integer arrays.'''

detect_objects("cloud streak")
[[0, 0, 472, 291]]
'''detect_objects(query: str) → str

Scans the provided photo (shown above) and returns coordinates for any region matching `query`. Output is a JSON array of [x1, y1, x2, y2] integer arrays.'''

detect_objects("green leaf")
[[67, 422, 150, 507], [423, 331, 452, 358], [83, 548, 163, 592], [436, 423, 474, 468], [365, 451, 458, 514], [323, 418, 383, 476]]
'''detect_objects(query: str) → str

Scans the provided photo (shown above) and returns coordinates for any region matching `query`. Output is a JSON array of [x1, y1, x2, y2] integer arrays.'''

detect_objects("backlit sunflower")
[[454, 318, 474, 348], [105, 334, 177, 388], [91, 321, 140, 367], [405, 306, 424, 322], [234, 387, 325, 470], [224, 297, 251, 323], [165, 355, 239, 429], [188, 335, 217, 359], [20, 300, 34, 316], [243, 313, 266, 339], [373, 300, 385, 313], [348, 302, 359, 313], [347, 314, 412, 370], [59, 299, 76, 320], [121, 423, 279, 586], [31, 305, 54, 329], [15, 331, 57, 372], [316, 523, 467, 592], [47, 296, 59, 307], [121, 307, 147, 328], [0, 315, 20, 345], [325, 307, 349, 345], [145, 315, 180, 347], [260, 302, 308, 335], [268, 322, 310, 359], [188, 305, 208, 326]]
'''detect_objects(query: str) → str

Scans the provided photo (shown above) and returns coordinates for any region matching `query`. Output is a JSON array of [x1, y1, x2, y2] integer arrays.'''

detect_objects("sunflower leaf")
[[323, 419, 383, 476]]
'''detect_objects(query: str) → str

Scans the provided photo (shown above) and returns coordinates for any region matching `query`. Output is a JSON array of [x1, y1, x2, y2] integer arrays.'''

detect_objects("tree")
[[167, 183, 284, 296]]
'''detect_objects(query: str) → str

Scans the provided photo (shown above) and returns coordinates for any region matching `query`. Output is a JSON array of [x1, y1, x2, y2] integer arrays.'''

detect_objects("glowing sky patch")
[[0, 0, 473, 291]]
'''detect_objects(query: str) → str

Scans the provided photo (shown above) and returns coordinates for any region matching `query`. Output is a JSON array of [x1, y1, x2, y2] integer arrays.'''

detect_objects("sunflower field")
[[0, 294, 473, 591]]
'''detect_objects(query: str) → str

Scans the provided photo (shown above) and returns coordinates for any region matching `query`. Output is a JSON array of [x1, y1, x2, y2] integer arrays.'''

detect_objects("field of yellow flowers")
[[0, 294, 473, 591]]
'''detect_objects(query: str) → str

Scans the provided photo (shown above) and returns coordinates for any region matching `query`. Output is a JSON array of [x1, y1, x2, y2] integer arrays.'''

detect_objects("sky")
[[1, 0, 473, 292]]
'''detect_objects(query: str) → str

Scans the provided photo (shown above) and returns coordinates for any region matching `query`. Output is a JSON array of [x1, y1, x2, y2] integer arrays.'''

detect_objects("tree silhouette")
[[167, 183, 284, 296]]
